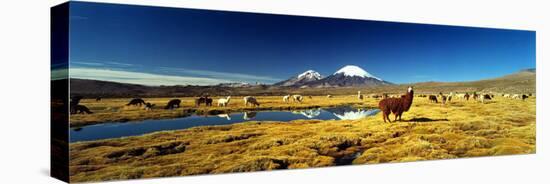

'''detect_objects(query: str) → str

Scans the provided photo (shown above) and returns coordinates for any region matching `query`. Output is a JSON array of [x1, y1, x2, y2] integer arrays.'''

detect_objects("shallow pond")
[[70, 106, 379, 142]]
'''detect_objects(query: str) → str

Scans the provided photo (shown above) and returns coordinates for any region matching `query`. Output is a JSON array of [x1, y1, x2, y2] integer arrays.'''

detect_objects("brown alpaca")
[[428, 95, 438, 103], [472, 92, 479, 100], [195, 96, 208, 106], [378, 86, 414, 123], [127, 98, 146, 106], [439, 92, 447, 104], [164, 99, 181, 109], [205, 97, 213, 106], [72, 105, 93, 114]]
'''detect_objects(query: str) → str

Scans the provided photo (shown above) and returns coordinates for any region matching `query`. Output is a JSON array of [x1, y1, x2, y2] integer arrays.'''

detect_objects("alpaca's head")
[[407, 86, 413, 93]]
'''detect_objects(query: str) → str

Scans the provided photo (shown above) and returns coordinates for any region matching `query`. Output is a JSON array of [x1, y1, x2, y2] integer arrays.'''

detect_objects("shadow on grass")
[[405, 117, 449, 122]]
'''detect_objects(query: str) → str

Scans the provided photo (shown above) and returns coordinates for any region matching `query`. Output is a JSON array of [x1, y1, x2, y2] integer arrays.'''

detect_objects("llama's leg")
[[398, 113, 402, 121], [382, 112, 386, 123]]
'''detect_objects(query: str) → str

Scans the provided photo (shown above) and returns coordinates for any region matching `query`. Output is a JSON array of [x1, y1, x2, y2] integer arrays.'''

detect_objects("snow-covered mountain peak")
[[297, 70, 322, 80], [273, 69, 322, 87], [334, 65, 381, 80]]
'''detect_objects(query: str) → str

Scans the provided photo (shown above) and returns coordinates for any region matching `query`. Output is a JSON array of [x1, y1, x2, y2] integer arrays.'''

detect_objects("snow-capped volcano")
[[334, 65, 381, 80], [273, 70, 323, 87], [305, 65, 391, 87], [298, 70, 323, 80], [272, 66, 391, 88]]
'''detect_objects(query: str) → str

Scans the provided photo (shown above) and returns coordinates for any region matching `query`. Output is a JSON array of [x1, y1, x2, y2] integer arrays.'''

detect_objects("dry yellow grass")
[[69, 96, 535, 182], [70, 95, 373, 126]]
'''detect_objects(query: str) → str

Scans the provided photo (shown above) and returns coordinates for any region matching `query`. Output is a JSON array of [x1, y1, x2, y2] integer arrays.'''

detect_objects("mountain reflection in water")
[[71, 106, 379, 142]]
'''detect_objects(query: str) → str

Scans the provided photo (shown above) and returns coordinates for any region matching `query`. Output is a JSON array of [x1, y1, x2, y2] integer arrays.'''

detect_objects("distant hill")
[[70, 79, 274, 98], [408, 68, 536, 94], [69, 68, 535, 97], [70, 79, 154, 97]]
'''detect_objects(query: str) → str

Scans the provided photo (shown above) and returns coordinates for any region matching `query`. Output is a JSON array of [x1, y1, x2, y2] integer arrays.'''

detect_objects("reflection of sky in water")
[[70, 106, 379, 142]]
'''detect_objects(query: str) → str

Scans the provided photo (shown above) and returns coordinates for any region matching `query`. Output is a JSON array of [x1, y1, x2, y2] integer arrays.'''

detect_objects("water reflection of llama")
[[217, 114, 231, 120], [215, 112, 258, 121], [243, 112, 257, 120], [324, 106, 380, 120]]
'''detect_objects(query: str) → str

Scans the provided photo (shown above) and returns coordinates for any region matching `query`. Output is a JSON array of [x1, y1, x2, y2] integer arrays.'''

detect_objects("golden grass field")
[[70, 95, 371, 127], [69, 95, 535, 182]]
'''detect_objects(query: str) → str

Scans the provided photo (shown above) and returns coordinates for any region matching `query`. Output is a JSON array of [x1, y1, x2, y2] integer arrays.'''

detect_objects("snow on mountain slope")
[[273, 70, 323, 87], [334, 65, 381, 80], [297, 70, 322, 80]]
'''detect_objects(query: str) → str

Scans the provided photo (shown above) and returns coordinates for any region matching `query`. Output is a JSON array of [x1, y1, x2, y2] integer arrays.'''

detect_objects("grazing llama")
[[127, 98, 146, 106], [164, 99, 181, 109], [428, 95, 438, 103], [480, 94, 492, 103], [439, 92, 447, 104], [217, 96, 231, 107], [73, 105, 93, 114], [292, 95, 303, 103], [144, 103, 155, 111], [283, 95, 290, 103], [521, 94, 529, 101], [244, 96, 260, 107]]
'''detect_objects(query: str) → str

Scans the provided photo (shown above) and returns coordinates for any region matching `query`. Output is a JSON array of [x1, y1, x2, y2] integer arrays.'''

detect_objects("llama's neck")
[[403, 90, 414, 111], [406, 91, 414, 100], [401, 90, 414, 104]]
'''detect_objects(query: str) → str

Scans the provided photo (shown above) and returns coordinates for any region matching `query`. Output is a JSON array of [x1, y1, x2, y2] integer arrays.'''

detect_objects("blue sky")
[[65, 1, 536, 86]]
